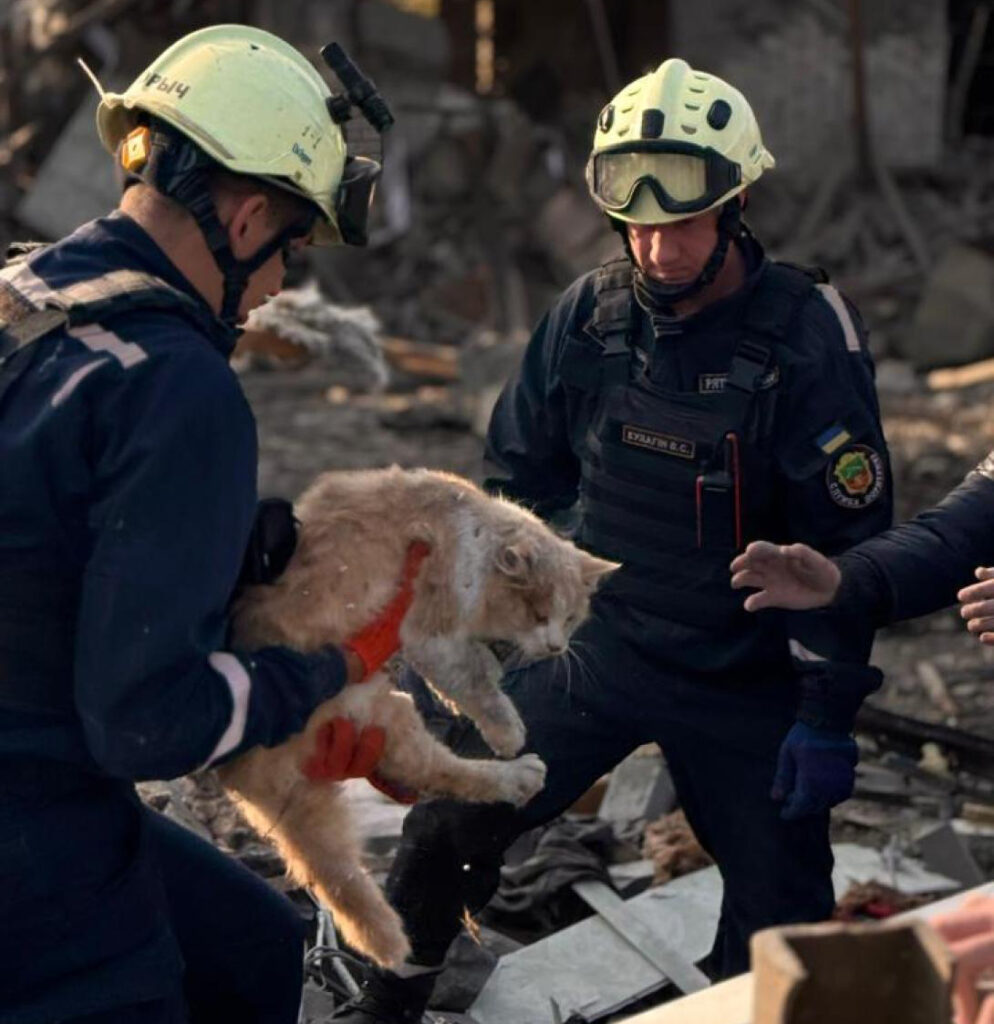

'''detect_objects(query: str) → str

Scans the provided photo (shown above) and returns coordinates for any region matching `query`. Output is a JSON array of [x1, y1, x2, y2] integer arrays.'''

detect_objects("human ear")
[[226, 193, 272, 260]]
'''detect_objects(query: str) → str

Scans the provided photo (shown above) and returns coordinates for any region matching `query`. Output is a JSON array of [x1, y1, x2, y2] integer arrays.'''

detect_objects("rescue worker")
[[730, 453, 994, 632], [0, 25, 416, 1024], [332, 58, 894, 1022]]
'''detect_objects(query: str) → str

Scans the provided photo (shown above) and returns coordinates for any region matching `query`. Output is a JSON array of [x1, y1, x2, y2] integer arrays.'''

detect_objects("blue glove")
[[771, 722, 858, 821]]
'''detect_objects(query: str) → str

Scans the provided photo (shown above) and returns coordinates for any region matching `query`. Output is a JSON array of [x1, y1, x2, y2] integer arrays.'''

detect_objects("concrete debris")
[[469, 883, 700, 1024], [14, 85, 121, 239], [608, 859, 657, 899], [456, 328, 529, 438], [872, 358, 920, 395], [832, 880, 929, 921], [238, 282, 389, 394], [598, 746, 677, 828], [572, 879, 710, 995], [469, 844, 959, 1024], [916, 821, 986, 888], [899, 244, 994, 370], [533, 184, 622, 284]]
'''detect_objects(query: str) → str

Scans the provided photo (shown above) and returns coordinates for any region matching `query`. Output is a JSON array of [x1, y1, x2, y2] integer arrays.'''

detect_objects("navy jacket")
[[835, 451, 994, 624], [0, 213, 346, 781]]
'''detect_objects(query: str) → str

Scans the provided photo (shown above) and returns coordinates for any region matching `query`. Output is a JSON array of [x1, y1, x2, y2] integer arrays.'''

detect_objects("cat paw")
[[479, 712, 527, 758], [492, 753, 547, 806]]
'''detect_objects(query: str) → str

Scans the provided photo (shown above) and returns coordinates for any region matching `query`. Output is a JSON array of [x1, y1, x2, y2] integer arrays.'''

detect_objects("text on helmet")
[[143, 73, 190, 100]]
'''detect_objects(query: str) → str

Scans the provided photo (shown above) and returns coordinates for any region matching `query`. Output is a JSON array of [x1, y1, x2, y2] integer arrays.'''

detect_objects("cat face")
[[469, 528, 616, 660]]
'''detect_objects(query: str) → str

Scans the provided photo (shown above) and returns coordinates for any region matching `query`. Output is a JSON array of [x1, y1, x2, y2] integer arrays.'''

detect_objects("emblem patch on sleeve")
[[826, 444, 884, 509]]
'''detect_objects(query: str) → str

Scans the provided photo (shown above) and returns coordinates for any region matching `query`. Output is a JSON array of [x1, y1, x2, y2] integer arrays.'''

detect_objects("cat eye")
[[533, 611, 550, 625]]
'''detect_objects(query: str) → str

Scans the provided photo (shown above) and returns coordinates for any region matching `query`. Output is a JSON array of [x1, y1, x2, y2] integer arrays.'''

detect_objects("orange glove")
[[301, 717, 386, 782], [343, 540, 430, 681], [301, 717, 420, 804]]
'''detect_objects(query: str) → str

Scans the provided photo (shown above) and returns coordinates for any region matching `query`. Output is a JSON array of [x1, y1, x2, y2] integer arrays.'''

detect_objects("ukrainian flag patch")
[[815, 423, 852, 455]]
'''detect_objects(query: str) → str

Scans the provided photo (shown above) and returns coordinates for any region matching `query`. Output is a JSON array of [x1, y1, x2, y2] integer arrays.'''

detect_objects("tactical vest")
[[565, 256, 825, 647], [0, 249, 221, 716]]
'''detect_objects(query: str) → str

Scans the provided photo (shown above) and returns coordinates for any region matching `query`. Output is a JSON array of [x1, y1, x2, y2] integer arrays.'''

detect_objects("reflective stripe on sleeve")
[[67, 323, 147, 368], [815, 283, 860, 353], [205, 652, 252, 764], [789, 639, 828, 663]]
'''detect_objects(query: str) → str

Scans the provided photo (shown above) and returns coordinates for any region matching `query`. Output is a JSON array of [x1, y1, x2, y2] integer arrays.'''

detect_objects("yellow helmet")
[[96, 24, 350, 245], [586, 58, 775, 226]]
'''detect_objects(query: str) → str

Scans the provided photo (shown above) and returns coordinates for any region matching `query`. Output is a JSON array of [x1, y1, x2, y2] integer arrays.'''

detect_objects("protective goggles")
[[585, 141, 742, 217], [336, 155, 382, 246]]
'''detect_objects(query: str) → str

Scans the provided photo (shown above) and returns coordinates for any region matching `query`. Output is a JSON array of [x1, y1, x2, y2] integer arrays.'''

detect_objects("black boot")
[[329, 968, 437, 1023]]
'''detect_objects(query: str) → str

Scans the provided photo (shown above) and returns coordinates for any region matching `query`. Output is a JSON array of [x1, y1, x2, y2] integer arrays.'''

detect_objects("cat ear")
[[579, 552, 619, 590], [496, 541, 535, 581]]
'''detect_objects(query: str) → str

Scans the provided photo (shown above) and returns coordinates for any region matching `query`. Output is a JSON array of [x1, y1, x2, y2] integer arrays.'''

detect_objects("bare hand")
[[730, 541, 841, 612], [958, 567, 994, 645], [930, 893, 994, 1024]]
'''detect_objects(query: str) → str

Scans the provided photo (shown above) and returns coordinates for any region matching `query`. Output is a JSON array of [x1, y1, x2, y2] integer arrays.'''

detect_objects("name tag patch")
[[622, 424, 696, 460], [698, 366, 779, 394]]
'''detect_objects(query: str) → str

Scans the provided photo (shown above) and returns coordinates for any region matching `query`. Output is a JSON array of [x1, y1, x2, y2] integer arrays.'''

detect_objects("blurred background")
[[4, 7, 994, 1013], [4, 0, 993, 686]]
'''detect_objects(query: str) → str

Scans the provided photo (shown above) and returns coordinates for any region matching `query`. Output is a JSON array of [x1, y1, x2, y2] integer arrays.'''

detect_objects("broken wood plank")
[[751, 919, 952, 1024], [927, 356, 994, 390], [381, 336, 459, 381]]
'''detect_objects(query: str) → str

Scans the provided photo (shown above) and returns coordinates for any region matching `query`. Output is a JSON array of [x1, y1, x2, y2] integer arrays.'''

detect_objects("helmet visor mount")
[[586, 141, 742, 217], [335, 155, 381, 246]]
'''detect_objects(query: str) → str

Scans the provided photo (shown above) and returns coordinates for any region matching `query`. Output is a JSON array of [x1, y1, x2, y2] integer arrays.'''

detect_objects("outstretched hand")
[[958, 568, 994, 646], [930, 893, 994, 1024], [730, 541, 841, 612]]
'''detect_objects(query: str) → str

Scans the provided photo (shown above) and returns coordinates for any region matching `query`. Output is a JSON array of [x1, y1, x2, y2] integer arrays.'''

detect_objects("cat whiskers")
[[556, 634, 593, 700], [561, 638, 597, 701]]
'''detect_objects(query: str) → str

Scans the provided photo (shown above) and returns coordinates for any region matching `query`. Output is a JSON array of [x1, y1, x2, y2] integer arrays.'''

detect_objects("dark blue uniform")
[[0, 213, 349, 1023], [835, 451, 994, 624], [385, 239, 893, 980]]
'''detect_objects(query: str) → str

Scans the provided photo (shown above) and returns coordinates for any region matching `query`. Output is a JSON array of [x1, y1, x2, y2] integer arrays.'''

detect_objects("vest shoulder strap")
[[742, 261, 826, 344], [0, 262, 207, 363], [588, 257, 635, 352]]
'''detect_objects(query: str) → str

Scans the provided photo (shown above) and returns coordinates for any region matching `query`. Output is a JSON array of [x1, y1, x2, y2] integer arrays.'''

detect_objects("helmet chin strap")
[[171, 178, 312, 326], [127, 123, 317, 327], [613, 198, 743, 315]]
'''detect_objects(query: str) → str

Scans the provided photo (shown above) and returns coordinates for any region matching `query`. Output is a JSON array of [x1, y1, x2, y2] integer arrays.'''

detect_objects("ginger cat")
[[218, 467, 615, 968]]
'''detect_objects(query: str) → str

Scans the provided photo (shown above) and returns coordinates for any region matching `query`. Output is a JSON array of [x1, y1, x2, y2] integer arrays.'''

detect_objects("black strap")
[[583, 258, 637, 385], [742, 262, 821, 342]]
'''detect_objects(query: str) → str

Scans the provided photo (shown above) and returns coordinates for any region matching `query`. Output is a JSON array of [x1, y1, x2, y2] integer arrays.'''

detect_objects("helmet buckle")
[[120, 126, 151, 174]]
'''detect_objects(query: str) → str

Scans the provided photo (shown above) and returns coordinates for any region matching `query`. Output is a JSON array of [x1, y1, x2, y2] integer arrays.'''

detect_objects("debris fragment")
[[238, 281, 389, 394], [643, 810, 714, 886]]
